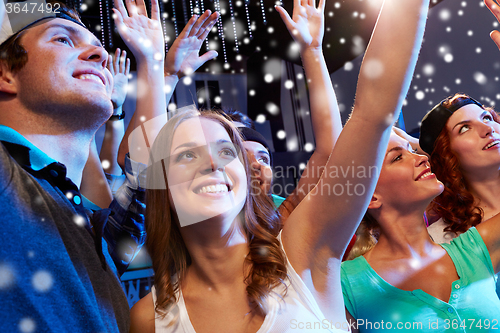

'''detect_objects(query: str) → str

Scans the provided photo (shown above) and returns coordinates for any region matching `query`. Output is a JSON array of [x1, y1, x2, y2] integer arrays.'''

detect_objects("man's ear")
[[0, 62, 17, 94], [367, 193, 382, 210]]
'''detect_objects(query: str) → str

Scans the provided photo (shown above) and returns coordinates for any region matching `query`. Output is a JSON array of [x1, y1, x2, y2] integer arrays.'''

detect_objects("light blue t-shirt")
[[341, 228, 500, 332]]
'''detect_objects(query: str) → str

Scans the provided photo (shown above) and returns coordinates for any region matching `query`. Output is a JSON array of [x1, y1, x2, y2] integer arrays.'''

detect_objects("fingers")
[[486, 0, 500, 21], [150, 0, 161, 22], [190, 10, 211, 37], [107, 54, 114, 73], [275, 5, 295, 33], [199, 50, 218, 64], [112, 1, 127, 21], [135, 0, 147, 16], [116, 0, 156, 19], [114, 49, 121, 73], [485, 1, 500, 50], [198, 11, 219, 40], [187, 50, 218, 74], [120, 50, 128, 73], [491, 30, 500, 51], [112, 8, 128, 39], [124, 0, 137, 17], [293, 0, 300, 12], [179, 14, 198, 39], [125, 58, 131, 76], [318, 0, 325, 11], [108, 49, 130, 75]]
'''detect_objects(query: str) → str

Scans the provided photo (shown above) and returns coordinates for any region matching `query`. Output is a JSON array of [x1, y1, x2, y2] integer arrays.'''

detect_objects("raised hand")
[[164, 10, 219, 78], [113, 0, 164, 62], [114, 0, 166, 166], [274, 0, 342, 225], [485, 0, 500, 50], [108, 49, 131, 109], [275, 0, 325, 51]]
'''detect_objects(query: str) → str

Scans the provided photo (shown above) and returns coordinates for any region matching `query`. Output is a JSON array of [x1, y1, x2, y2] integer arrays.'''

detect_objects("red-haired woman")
[[419, 94, 500, 243], [418, 0, 500, 243]]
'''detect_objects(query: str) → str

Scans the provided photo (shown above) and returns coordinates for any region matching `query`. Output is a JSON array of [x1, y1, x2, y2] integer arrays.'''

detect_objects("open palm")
[[276, 0, 325, 50], [113, 0, 164, 62], [108, 49, 131, 109], [165, 10, 219, 77]]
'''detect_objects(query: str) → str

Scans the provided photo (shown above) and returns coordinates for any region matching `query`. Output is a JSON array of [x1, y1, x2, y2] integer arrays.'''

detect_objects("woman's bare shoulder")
[[130, 292, 156, 333]]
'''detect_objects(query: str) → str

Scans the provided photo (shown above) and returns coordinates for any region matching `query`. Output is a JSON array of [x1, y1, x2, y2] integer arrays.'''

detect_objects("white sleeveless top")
[[151, 237, 346, 332], [427, 218, 461, 244]]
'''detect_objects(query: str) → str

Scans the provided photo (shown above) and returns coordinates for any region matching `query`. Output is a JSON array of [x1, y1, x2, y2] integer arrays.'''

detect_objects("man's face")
[[13, 18, 113, 127]]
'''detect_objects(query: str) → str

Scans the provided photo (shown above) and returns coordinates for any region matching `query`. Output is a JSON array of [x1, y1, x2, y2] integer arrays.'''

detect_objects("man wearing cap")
[[0, 0, 164, 331]]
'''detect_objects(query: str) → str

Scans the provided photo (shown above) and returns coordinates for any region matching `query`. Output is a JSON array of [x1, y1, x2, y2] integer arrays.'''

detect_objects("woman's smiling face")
[[373, 133, 444, 211], [166, 117, 247, 227]]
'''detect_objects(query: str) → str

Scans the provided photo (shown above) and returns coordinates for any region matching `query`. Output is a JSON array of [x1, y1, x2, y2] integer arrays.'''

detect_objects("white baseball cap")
[[0, 0, 86, 46]]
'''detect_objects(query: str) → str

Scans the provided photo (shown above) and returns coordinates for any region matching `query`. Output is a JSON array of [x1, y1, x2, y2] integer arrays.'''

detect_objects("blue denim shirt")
[[0, 125, 146, 332]]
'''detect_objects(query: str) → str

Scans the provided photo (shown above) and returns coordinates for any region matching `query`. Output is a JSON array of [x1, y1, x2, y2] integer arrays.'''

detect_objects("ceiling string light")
[[98, 0, 105, 45], [214, 0, 228, 63], [228, 0, 239, 52], [244, 0, 252, 39]]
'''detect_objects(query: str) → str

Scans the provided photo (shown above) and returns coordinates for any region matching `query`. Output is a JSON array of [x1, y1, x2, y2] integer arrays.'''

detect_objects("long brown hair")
[[429, 93, 500, 233], [145, 109, 287, 317]]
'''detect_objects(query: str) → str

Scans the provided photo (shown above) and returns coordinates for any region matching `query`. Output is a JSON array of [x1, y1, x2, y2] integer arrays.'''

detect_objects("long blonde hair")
[[346, 213, 379, 260], [145, 109, 287, 317]]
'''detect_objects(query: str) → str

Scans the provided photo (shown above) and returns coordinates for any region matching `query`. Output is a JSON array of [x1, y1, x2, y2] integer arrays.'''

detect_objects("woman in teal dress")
[[341, 131, 500, 332]]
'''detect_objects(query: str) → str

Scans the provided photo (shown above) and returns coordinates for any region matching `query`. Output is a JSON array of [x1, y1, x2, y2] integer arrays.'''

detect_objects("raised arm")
[[163, 10, 218, 118], [100, 49, 130, 174], [117, 11, 219, 166], [113, 0, 166, 165], [281, 0, 429, 320], [275, 0, 341, 220], [476, 0, 500, 273], [81, 139, 113, 208], [81, 50, 130, 206], [164, 10, 219, 86]]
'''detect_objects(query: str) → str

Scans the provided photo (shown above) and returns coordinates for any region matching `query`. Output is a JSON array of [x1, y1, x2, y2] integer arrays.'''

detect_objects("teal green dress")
[[272, 194, 286, 208], [341, 228, 500, 332]]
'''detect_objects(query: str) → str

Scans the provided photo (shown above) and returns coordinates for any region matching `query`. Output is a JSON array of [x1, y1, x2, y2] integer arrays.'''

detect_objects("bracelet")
[[108, 110, 125, 121]]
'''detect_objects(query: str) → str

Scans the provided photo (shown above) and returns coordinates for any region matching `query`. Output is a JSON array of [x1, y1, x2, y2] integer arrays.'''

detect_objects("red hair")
[[429, 94, 500, 233]]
